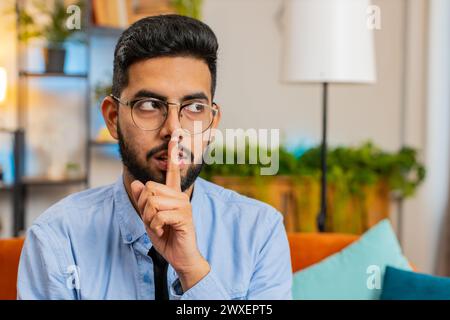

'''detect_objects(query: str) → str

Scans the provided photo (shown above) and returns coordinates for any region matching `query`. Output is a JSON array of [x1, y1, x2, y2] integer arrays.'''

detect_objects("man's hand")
[[130, 136, 210, 292]]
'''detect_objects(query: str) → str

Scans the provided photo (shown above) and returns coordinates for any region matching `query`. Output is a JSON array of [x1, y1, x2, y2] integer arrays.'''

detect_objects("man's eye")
[[136, 100, 163, 111], [184, 103, 205, 113]]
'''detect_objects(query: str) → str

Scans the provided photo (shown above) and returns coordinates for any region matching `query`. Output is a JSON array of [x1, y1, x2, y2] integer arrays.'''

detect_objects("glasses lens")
[[180, 102, 214, 134], [131, 99, 167, 130], [130, 99, 216, 134]]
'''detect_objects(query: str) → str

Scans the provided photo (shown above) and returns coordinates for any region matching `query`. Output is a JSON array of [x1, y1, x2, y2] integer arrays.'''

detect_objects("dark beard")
[[117, 123, 203, 192]]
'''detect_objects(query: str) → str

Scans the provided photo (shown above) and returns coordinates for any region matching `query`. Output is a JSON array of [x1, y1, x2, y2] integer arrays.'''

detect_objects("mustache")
[[146, 141, 194, 162]]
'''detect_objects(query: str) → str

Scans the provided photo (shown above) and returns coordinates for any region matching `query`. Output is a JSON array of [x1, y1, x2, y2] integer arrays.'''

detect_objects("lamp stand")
[[317, 82, 328, 232]]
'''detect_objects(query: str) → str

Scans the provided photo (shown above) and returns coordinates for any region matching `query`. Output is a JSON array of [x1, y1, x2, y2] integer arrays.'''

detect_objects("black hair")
[[112, 14, 219, 98]]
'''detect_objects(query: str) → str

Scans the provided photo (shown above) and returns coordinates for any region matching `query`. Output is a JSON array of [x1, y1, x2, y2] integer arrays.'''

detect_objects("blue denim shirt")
[[17, 175, 292, 300]]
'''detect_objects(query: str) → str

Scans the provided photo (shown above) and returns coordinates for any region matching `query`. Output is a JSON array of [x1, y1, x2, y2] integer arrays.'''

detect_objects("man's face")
[[106, 56, 220, 191]]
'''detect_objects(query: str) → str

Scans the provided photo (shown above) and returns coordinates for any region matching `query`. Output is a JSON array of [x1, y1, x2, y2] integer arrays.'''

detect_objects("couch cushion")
[[0, 238, 25, 300], [292, 219, 412, 299], [287, 232, 358, 272], [381, 266, 450, 300]]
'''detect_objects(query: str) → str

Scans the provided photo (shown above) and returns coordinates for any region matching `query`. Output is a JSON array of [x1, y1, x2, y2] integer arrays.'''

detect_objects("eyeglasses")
[[110, 94, 218, 135]]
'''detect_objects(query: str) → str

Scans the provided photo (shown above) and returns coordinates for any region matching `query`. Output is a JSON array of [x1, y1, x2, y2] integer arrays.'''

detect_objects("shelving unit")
[[21, 176, 88, 187], [89, 140, 117, 147], [90, 26, 124, 38], [3, 1, 124, 236], [13, 69, 90, 234], [0, 128, 26, 235], [0, 129, 15, 192], [18, 71, 88, 78], [0, 185, 13, 191]]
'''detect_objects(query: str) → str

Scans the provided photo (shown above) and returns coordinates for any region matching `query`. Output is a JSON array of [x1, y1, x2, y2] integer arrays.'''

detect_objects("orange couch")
[[0, 237, 25, 300], [288, 233, 359, 272], [0, 233, 359, 300]]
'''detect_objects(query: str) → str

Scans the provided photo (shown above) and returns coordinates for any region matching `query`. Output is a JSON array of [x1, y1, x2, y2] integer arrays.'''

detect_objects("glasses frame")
[[110, 94, 218, 135]]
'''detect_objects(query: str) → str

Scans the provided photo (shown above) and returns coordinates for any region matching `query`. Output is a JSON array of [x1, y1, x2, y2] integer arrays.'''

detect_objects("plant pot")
[[210, 176, 391, 234], [43, 47, 66, 73], [211, 175, 301, 233], [291, 176, 320, 232]]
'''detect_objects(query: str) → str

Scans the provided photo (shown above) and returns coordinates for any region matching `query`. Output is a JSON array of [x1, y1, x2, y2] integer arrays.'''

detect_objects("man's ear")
[[101, 96, 119, 140], [206, 103, 221, 145], [211, 103, 221, 130]]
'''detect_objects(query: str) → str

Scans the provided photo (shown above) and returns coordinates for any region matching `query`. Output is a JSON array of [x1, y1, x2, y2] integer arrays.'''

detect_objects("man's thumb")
[[130, 180, 145, 204]]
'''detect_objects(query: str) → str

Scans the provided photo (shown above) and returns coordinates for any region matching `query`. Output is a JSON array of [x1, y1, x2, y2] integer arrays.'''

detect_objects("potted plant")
[[298, 142, 426, 233], [93, 79, 112, 103], [170, 0, 204, 20], [65, 161, 81, 179], [201, 141, 426, 234], [17, 0, 85, 73]]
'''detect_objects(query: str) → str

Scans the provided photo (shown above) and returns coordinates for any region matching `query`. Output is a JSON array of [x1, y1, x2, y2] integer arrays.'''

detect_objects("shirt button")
[[126, 234, 133, 242], [143, 273, 151, 283], [143, 236, 150, 245]]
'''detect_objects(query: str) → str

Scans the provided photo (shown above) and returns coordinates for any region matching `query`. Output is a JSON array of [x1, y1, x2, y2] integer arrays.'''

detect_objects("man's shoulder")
[[32, 183, 115, 228], [196, 177, 283, 224]]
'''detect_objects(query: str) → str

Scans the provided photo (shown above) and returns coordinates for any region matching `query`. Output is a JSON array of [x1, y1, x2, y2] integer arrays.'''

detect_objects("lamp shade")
[[0, 67, 6, 102], [282, 0, 376, 83]]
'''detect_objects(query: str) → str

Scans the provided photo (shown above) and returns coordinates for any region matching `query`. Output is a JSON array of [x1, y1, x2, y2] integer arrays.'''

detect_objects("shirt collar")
[[190, 177, 205, 224], [113, 175, 206, 245], [114, 175, 147, 244]]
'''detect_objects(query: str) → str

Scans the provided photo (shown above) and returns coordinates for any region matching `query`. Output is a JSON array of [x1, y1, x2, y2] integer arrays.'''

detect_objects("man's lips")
[[152, 149, 188, 170]]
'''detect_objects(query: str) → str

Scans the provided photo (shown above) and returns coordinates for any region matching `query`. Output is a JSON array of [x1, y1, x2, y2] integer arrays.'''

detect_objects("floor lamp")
[[281, 0, 376, 231]]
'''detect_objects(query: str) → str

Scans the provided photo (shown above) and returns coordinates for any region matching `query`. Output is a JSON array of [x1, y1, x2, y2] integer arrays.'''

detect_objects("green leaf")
[[202, 140, 426, 199]]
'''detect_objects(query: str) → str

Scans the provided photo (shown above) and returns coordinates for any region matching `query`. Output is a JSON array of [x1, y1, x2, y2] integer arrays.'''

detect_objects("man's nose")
[[159, 105, 182, 139]]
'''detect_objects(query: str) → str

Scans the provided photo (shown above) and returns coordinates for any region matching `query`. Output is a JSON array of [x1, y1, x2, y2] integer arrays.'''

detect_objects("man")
[[17, 14, 292, 300]]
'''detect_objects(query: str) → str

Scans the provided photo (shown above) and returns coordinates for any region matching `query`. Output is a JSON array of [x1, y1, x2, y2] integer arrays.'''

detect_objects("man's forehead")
[[125, 56, 212, 100]]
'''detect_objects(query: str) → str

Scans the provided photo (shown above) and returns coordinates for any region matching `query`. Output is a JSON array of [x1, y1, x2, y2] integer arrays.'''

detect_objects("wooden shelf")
[[19, 71, 88, 79], [0, 184, 13, 191], [20, 176, 88, 187], [89, 25, 124, 38], [89, 140, 117, 147], [0, 128, 16, 134]]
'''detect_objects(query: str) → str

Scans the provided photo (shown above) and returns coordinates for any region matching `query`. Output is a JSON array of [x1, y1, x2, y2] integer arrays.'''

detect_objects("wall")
[[204, 0, 405, 151], [403, 0, 450, 275], [0, 0, 448, 274]]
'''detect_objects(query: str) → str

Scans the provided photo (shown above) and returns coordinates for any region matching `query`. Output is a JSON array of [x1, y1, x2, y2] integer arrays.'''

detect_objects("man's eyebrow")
[[181, 92, 209, 103], [132, 89, 167, 101], [131, 90, 210, 103]]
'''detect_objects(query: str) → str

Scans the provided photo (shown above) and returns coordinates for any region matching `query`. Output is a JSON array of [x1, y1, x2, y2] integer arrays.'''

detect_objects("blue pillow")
[[292, 219, 412, 299], [381, 266, 450, 300]]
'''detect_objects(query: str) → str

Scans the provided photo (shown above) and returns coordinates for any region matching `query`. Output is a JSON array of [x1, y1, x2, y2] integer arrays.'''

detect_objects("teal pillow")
[[292, 219, 412, 300], [381, 266, 450, 300]]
